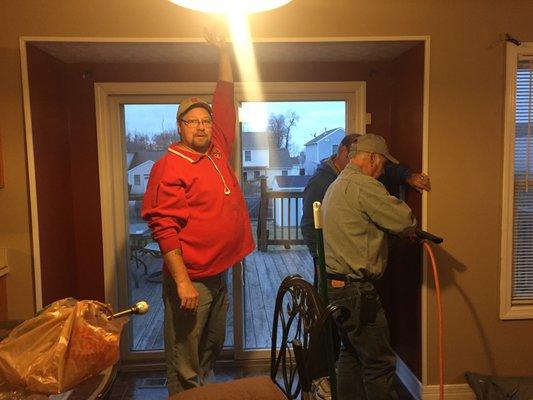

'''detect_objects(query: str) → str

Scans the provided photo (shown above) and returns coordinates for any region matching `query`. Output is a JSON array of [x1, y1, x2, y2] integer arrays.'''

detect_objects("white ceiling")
[[31, 40, 420, 64]]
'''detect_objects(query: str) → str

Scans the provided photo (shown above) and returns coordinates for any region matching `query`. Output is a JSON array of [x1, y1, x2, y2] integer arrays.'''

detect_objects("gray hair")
[[349, 149, 370, 160], [349, 148, 386, 163]]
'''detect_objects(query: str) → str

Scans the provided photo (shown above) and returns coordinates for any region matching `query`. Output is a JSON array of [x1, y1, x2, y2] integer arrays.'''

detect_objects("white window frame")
[[500, 42, 533, 319]]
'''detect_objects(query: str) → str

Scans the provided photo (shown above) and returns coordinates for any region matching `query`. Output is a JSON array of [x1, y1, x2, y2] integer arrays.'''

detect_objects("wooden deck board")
[[244, 253, 260, 348], [248, 252, 278, 349], [129, 248, 314, 352]]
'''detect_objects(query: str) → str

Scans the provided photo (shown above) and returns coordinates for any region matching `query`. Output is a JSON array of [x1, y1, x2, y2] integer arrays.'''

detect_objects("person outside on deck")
[[300, 133, 430, 286], [141, 30, 254, 397], [322, 134, 417, 400]]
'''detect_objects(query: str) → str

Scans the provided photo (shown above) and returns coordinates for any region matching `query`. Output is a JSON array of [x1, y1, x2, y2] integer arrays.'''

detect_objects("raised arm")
[[204, 28, 235, 155], [383, 163, 431, 193], [204, 28, 233, 83], [358, 179, 417, 235]]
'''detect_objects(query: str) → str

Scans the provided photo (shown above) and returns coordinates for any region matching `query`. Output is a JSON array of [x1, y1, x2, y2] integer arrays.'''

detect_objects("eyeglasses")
[[181, 118, 213, 128]]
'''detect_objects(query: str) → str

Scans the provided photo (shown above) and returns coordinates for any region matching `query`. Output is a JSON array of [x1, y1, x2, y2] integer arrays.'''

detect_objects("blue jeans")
[[328, 281, 397, 400], [162, 273, 228, 395]]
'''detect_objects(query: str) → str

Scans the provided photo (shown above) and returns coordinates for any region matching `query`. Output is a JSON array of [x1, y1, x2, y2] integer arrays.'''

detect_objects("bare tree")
[[267, 111, 300, 151], [126, 131, 152, 151], [152, 129, 179, 150], [268, 113, 286, 149], [283, 111, 299, 150]]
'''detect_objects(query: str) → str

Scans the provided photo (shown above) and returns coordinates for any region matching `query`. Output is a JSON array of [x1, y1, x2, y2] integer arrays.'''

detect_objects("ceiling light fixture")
[[167, 0, 293, 14]]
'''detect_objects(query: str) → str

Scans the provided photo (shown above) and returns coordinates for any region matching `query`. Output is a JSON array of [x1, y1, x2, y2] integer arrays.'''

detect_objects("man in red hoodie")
[[142, 31, 254, 397]]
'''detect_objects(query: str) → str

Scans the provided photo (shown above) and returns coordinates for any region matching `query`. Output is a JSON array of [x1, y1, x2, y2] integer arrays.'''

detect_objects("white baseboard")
[[421, 384, 476, 400], [396, 357, 476, 400]]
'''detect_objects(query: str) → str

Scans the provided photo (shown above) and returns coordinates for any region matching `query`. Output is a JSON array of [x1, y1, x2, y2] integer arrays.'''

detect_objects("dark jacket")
[[300, 157, 411, 255]]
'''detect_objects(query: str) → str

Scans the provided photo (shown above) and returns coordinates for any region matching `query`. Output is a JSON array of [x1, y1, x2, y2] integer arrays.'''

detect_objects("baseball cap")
[[177, 97, 212, 120], [351, 133, 399, 164]]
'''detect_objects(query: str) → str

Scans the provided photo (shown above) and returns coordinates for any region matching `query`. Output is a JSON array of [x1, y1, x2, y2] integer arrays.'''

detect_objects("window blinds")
[[512, 57, 533, 302]]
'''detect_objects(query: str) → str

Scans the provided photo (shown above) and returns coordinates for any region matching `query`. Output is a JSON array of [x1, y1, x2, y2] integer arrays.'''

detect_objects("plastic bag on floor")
[[0, 298, 127, 394]]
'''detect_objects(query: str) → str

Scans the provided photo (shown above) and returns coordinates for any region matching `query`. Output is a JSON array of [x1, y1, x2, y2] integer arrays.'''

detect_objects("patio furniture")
[[175, 274, 349, 400], [129, 222, 150, 287], [140, 241, 163, 282]]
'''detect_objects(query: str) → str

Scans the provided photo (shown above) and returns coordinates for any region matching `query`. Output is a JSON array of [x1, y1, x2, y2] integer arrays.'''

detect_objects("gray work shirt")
[[322, 164, 417, 280]]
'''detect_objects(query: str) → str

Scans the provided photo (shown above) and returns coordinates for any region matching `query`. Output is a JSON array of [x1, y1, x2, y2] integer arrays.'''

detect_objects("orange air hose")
[[423, 241, 444, 400]]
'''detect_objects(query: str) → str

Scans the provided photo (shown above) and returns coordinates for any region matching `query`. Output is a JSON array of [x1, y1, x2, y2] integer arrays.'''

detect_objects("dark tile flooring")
[[107, 370, 169, 400], [107, 365, 415, 399]]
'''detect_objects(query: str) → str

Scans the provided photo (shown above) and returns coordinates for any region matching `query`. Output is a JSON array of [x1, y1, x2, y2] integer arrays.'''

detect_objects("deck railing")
[[257, 178, 305, 251]]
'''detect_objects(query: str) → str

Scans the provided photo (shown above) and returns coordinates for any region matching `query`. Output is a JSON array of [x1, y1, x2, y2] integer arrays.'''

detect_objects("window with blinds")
[[501, 43, 533, 319], [513, 57, 533, 303]]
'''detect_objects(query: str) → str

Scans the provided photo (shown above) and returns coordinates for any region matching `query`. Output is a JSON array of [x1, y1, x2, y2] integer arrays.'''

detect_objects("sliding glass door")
[[107, 81, 361, 362]]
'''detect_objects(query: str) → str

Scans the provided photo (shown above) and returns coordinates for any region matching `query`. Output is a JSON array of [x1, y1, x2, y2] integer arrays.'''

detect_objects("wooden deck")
[[129, 247, 314, 351]]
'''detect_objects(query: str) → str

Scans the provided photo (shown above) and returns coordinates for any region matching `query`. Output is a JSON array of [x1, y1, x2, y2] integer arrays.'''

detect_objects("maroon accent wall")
[[391, 43, 424, 216], [27, 45, 76, 306], [388, 43, 425, 379], [63, 68, 105, 302]]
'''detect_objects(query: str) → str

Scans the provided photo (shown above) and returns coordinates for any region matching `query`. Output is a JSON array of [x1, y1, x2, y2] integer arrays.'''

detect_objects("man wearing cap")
[[321, 134, 417, 400], [300, 133, 430, 286], [141, 32, 254, 397]]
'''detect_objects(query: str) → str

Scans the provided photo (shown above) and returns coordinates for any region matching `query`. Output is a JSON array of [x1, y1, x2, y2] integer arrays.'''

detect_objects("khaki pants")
[[162, 272, 228, 396]]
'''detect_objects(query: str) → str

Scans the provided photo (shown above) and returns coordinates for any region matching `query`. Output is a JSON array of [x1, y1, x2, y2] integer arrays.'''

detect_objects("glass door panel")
[[122, 103, 235, 353], [239, 100, 346, 351]]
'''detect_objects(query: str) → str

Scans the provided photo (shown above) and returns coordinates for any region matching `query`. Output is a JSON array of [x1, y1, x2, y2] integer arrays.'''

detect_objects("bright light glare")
[[228, 12, 268, 130], [168, 0, 293, 14], [167, 0, 275, 131], [239, 103, 269, 132]]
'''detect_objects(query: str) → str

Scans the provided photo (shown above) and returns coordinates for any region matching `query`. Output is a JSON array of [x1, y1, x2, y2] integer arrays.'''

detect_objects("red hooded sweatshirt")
[[141, 81, 255, 280]]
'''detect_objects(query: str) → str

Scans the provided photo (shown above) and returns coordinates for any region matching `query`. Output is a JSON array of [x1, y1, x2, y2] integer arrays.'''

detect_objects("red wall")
[[388, 43, 425, 378], [27, 45, 77, 305]]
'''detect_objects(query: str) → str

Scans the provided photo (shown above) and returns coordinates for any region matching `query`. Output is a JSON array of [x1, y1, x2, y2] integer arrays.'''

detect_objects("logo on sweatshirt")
[[211, 147, 222, 159]]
